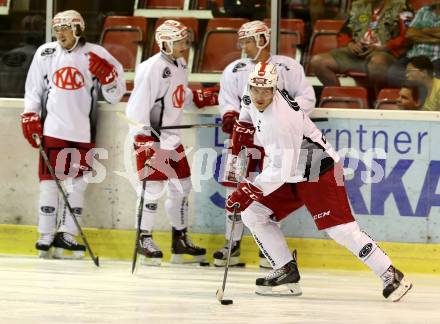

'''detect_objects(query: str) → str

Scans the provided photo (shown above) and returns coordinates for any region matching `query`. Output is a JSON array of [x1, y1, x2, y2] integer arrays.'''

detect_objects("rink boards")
[[0, 99, 439, 273]]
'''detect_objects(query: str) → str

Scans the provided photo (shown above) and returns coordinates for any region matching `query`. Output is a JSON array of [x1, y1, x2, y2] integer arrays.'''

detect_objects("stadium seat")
[[100, 16, 147, 72], [206, 18, 248, 31], [313, 19, 345, 33], [304, 32, 339, 75], [138, 0, 184, 9], [196, 0, 224, 10], [375, 88, 400, 110], [264, 19, 305, 61], [150, 17, 199, 71], [197, 30, 242, 73], [319, 86, 369, 108]]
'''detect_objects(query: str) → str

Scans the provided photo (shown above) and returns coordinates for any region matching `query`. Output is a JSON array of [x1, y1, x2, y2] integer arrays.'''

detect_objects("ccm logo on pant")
[[313, 210, 330, 220]]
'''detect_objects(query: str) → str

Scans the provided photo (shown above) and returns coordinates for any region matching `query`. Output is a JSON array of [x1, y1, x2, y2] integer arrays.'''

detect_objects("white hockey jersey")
[[239, 89, 340, 196], [126, 53, 193, 150], [219, 55, 315, 117], [24, 41, 125, 143]]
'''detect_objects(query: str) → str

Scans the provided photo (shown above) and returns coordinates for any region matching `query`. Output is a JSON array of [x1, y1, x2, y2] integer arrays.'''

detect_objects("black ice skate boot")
[[170, 227, 206, 264], [53, 232, 86, 259], [213, 240, 241, 267], [35, 233, 55, 258], [137, 230, 163, 266], [255, 250, 302, 296], [381, 265, 412, 302], [259, 250, 272, 269]]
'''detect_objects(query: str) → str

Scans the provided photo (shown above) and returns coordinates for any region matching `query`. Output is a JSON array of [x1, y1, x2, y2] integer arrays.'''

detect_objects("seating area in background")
[[101, 0, 436, 108]]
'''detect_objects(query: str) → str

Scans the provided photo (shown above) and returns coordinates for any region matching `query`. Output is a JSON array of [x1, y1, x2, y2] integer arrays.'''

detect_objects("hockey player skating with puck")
[[226, 62, 412, 301], [126, 20, 215, 266], [21, 10, 125, 258], [215, 20, 316, 268]]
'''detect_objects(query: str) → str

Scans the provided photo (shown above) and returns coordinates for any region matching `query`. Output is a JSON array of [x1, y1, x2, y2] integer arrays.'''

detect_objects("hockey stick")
[[216, 205, 238, 305], [32, 135, 99, 267], [132, 177, 146, 274], [116, 111, 220, 131]]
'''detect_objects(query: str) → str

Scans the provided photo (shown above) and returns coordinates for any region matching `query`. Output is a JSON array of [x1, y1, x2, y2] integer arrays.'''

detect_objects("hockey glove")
[[231, 120, 255, 155], [192, 87, 219, 108], [221, 111, 239, 134], [88, 51, 117, 85], [226, 180, 263, 213], [134, 134, 156, 180], [20, 112, 42, 148]]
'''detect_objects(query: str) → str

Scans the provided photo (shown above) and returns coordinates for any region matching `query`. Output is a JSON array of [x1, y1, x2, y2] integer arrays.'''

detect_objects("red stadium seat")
[[410, 0, 432, 11], [206, 18, 248, 31], [100, 16, 148, 72], [319, 86, 369, 108], [375, 88, 400, 110], [196, 0, 224, 10], [138, 0, 184, 9], [264, 19, 305, 61], [313, 19, 345, 33], [197, 30, 242, 73], [305, 32, 339, 75]]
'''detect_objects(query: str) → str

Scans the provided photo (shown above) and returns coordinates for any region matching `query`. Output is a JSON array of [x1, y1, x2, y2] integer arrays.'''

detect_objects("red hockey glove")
[[134, 134, 156, 180], [88, 51, 117, 85], [231, 120, 255, 155], [192, 87, 219, 108], [20, 112, 42, 148], [226, 180, 263, 213], [222, 111, 239, 134]]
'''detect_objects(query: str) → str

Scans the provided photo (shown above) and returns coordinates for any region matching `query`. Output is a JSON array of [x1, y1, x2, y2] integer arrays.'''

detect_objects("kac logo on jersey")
[[172, 84, 185, 109], [52, 66, 85, 90]]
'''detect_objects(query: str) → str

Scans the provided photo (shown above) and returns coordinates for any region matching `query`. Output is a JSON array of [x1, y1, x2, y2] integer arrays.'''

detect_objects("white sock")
[[38, 180, 58, 234]]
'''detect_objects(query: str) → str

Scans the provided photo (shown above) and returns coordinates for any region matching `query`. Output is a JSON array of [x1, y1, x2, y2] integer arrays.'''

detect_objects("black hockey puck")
[[199, 262, 210, 266], [221, 299, 233, 305]]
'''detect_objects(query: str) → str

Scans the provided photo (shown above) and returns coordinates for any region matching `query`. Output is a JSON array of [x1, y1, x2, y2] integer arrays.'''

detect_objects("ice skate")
[[259, 250, 272, 269], [35, 233, 55, 259], [213, 240, 242, 267], [52, 232, 85, 259], [255, 250, 302, 296], [382, 265, 412, 302], [170, 227, 206, 264], [138, 231, 163, 266]]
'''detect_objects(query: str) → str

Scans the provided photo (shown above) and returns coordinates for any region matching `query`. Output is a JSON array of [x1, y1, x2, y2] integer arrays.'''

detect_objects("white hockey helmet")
[[249, 62, 278, 90], [52, 10, 85, 33], [238, 20, 270, 46], [155, 20, 190, 56]]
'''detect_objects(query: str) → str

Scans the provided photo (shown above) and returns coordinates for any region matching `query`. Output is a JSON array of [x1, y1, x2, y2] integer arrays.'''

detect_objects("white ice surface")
[[0, 256, 439, 324]]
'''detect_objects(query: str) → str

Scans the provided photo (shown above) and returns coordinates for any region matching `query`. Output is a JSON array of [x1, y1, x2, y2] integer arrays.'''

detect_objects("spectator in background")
[[406, 55, 440, 110], [0, 14, 44, 97], [397, 80, 426, 110], [310, 0, 413, 91], [388, 1, 440, 87]]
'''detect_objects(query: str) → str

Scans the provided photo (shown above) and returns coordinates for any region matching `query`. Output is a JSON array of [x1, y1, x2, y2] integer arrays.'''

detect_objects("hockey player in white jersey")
[[21, 10, 126, 258], [215, 20, 316, 267], [226, 62, 412, 302], [126, 20, 213, 265]]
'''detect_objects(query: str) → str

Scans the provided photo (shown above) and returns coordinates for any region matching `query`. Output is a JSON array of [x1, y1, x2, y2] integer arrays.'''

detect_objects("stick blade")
[[221, 299, 233, 305], [216, 288, 224, 301]]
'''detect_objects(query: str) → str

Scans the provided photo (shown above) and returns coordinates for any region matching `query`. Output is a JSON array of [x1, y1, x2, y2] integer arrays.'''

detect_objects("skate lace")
[[142, 237, 160, 252], [38, 233, 54, 245], [63, 233, 78, 245], [183, 235, 199, 249], [382, 268, 395, 287], [265, 267, 285, 280]]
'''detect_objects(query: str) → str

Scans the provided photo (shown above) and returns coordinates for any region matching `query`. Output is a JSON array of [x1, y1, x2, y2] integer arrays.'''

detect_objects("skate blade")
[[140, 255, 162, 266], [53, 248, 85, 260], [170, 254, 206, 264], [213, 256, 240, 267], [256, 283, 302, 297], [259, 257, 272, 269], [390, 278, 413, 302], [38, 248, 53, 259]]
